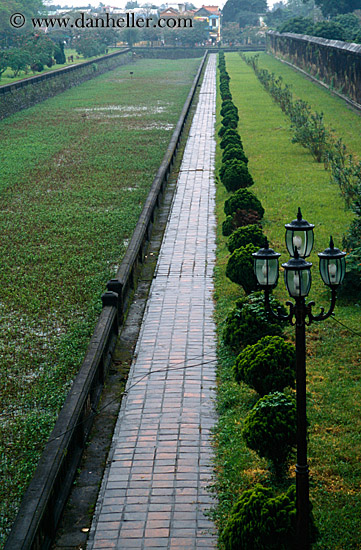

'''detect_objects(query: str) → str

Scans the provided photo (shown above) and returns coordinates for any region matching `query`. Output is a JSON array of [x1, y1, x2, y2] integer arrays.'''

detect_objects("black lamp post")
[[252, 209, 346, 550]]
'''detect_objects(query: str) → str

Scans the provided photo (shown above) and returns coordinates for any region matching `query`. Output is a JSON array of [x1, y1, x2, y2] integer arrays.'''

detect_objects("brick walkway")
[[87, 54, 217, 550]]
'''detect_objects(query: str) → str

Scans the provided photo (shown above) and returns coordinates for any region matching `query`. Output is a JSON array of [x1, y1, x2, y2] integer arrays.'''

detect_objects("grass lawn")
[[248, 52, 361, 160], [0, 55, 201, 546], [212, 52, 361, 549], [0, 47, 120, 87]]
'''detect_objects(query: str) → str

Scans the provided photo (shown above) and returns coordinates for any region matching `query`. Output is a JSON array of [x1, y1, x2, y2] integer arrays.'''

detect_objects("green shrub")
[[221, 115, 238, 130], [220, 157, 248, 181], [220, 129, 243, 149], [242, 392, 297, 475], [234, 335, 296, 396], [291, 111, 330, 163], [220, 82, 232, 100], [227, 224, 267, 253], [226, 243, 258, 293], [222, 292, 287, 353], [221, 484, 297, 550], [222, 209, 262, 237], [222, 215, 235, 237], [221, 101, 239, 118], [221, 160, 254, 192], [220, 72, 230, 83], [222, 145, 248, 165], [222, 108, 239, 123], [224, 189, 264, 219]]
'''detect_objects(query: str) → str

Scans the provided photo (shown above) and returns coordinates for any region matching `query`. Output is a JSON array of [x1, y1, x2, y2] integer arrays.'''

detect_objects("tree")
[[333, 13, 361, 40], [222, 0, 267, 24], [312, 20, 347, 39], [0, 0, 45, 48], [278, 16, 313, 33], [0, 50, 8, 78], [119, 27, 139, 47], [54, 41, 66, 64], [311, 0, 360, 17], [74, 32, 107, 57], [222, 22, 242, 44], [24, 33, 55, 67], [266, 0, 315, 29], [7, 47, 31, 76]]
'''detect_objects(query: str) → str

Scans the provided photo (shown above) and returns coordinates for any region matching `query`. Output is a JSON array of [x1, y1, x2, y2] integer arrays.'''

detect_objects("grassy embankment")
[[0, 47, 120, 86], [212, 52, 361, 549], [0, 55, 201, 546]]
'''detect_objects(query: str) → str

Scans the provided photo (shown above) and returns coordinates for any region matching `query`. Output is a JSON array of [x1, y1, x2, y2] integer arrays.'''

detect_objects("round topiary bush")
[[221, 160, 254, 193], [222, 215, 235, 237], [220, 82, 232, 100], [233, 208, 262, 228], [227, 224, 267, 253], [222, 109, 239, 123], [226, 243, 258, 294], [222, 292, 287, 353], [242, 392, 297, 475], [220, 129, 243, 149], [220, 72, 230, 83], [221, 115, 238, 130], [222, 145, 248, 165], [221, 101, 238, 118], [222, 209, 262, 237], [224, 188, 264, 219], [221, 484, 298, 550], [233, 335, 296, 396], [220, 157, 248, 181]]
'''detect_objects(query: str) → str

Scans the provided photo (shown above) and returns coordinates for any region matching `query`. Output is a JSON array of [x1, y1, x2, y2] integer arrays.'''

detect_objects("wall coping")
[[268, 30, 361, 55]]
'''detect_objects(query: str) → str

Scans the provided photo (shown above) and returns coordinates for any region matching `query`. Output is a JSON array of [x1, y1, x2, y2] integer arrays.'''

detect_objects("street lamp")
[[252, 209, 346, 550]]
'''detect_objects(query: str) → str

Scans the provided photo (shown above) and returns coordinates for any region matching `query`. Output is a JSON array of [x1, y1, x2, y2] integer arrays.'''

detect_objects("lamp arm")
[[307, 288, 337, 323], [264, 289, 294, 322]]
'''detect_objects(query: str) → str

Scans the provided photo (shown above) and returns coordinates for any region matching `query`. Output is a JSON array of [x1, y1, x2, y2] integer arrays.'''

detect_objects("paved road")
[[87, 53, 218, 550]]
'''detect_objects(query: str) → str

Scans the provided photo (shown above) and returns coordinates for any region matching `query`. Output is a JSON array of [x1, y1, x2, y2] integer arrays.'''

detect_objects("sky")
[[47, 1, 280, 10]]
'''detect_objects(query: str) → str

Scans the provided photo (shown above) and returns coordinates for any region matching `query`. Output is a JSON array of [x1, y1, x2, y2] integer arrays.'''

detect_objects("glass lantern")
[[252, 243, 281, 289], [285, 207, 315, 258], [318, 237, 346, 288], [282, 249, 312, 298]]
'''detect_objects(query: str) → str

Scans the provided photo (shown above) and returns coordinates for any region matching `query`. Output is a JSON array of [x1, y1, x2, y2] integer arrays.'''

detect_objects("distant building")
[[194, 5, 221, 43]]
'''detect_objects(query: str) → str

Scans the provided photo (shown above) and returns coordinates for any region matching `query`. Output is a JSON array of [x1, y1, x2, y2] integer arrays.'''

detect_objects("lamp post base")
[[296, 462, 310, 550]]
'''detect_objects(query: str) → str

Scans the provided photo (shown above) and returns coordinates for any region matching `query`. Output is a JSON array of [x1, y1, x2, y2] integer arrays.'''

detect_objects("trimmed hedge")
[[222, 209, 262, 237], [227, 224, 267, 253], [224, 188, 264, 219], [233, 335, 296, 396], [222, 292, 287, 353], [242, 392, 297, 476], [221, 160, 254, 192], [220, 129, 243, 149], [226, 243, 258, 294], [221, 484, 297, 550], [222, 144, 248, 165]]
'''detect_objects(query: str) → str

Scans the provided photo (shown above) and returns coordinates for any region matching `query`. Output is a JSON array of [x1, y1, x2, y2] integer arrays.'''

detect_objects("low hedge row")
[[216, 52, 318, 549], [242, 53, 361, 299]]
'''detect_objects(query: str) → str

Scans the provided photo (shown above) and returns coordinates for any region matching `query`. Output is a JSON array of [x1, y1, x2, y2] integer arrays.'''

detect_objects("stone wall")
[[0, 49, 132, 120], [267, 31, 361, 105]]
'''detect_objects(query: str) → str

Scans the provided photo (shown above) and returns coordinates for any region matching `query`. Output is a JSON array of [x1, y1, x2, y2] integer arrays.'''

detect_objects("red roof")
[[202, 5, 220, 14]]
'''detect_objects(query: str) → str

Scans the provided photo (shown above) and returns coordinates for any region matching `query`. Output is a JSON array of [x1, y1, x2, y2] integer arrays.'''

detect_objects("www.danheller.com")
[[9, 12, 193, 30]]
